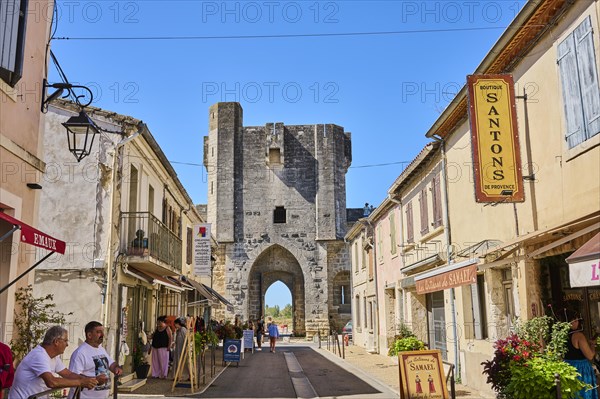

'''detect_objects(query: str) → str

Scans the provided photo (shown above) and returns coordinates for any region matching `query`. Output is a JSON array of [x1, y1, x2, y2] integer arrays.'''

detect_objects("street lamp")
[[63, 110, 101, 162]]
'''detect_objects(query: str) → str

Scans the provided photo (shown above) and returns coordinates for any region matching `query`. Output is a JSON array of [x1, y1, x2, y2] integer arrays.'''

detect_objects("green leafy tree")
[[10, 285, 72, 361], [281, 304, 292, 318], [265, 305, 281, 318]]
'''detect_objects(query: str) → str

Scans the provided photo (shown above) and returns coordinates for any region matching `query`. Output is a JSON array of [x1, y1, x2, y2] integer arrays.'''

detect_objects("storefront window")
[[541, 254, 600, 339]]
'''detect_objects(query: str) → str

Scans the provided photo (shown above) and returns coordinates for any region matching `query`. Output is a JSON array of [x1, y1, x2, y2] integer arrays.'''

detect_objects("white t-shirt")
[[68, 342, 115, 399], [9, 345, 66, 399]]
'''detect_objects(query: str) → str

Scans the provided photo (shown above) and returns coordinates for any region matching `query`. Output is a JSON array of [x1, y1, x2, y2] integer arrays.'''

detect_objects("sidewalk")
[[329, 343, 495, 398]]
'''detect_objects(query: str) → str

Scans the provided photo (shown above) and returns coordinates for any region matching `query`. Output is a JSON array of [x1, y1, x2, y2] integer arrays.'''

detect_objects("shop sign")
[[193, 223, 212, 277], [569, 258, 600, 288], [415, 264, 477, 295], [467, 74, 524, 203], [223, 339, 242, 363], [399, 350, 448, 399]]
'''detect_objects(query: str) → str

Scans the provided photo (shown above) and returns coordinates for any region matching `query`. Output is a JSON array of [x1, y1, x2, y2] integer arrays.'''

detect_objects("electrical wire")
[[52, 25, 528, 41]]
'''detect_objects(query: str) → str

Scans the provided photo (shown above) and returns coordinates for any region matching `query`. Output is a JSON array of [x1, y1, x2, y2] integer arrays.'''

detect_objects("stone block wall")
[[205, 103, 352, 338]]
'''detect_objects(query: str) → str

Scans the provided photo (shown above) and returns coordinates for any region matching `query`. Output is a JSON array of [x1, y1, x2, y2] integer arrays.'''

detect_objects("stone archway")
[[247, 245, 306, 335]]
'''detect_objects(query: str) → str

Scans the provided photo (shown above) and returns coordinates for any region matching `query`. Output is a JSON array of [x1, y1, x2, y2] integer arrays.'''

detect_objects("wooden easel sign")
[[398, 350, 448, 399]]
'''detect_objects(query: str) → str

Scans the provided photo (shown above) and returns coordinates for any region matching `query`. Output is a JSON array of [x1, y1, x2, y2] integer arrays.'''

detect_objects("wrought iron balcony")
[[120, 211, 182, 275]]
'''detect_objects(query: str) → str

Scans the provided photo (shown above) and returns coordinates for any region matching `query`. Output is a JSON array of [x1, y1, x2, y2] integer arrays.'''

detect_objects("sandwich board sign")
[[398, 349, 448, 399]]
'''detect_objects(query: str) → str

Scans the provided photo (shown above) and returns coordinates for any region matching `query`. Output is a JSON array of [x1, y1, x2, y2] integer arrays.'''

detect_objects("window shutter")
[[574, 17, 600, 139], [0, 0, 26, 86], [558, 32, 586, 148], [433, 174, 443, 228], [406, 202, 414, 243], [186, 227, 193, 265], [419, 188, 429, 235]]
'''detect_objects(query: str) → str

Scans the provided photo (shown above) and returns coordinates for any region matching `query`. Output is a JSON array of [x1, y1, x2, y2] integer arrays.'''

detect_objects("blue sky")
[[46, 0, 527, 308]]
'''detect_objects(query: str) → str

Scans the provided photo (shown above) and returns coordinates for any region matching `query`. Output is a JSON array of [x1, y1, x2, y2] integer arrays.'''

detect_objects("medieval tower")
[[203, 102, 352, 337]]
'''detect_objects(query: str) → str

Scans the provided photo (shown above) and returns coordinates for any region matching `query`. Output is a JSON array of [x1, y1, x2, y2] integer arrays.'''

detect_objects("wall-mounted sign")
[[399, 350, 448, 399], [415, 263, 477, 295], [193, 223, 212, 277], [467, 74, 524, 203]]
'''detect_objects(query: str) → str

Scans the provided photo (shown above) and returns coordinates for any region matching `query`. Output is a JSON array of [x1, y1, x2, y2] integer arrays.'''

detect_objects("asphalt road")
[[195, 344, 398, 399]]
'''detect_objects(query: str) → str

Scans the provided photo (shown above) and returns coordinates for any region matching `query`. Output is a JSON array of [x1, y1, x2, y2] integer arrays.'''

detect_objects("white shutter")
[[558, 33, 586, 148], [574, 17, 600, 140], [0, 0, 20, 72]]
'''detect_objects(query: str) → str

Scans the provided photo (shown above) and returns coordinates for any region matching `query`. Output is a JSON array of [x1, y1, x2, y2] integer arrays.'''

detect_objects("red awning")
[[0, 211, 66, 254]]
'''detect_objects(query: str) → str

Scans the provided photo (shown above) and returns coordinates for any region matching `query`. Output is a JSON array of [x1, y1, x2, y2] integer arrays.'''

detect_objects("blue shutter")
[[558, 32, 586, 148], [574, 17, 600, 140], [0, 0, 21, 72]]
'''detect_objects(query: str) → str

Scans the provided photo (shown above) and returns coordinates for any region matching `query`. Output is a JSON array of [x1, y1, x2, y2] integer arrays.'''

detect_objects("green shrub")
[[388, 336, 425, 357], [10, 285, 72, 362], [195, 330, 219, 354], [506, 357, 590, 399]]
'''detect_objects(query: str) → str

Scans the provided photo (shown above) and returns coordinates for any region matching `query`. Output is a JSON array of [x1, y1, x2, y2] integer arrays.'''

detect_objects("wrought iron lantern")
[[62, 110, 101, 162]]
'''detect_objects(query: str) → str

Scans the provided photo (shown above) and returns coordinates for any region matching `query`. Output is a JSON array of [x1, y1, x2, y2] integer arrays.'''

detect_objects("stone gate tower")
[[203, 102, 352, 338]]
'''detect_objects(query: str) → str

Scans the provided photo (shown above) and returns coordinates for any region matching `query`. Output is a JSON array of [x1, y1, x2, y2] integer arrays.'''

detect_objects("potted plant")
[[133, 338, 150, 379], [482, 316, 591, 399], [388, 323, 425, 358]]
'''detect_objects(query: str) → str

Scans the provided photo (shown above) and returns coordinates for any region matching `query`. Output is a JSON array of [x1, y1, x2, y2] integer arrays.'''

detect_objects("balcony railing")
[[120, 211, 182, 273]]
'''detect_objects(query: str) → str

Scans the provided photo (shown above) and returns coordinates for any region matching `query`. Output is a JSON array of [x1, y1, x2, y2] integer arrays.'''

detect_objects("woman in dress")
[[172, 318, 188, 380], [150, 315, 172, 379], [563, 310, 598, 399]]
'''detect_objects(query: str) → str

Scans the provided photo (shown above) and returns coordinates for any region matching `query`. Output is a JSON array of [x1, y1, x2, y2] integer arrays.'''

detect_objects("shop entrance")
[[427, 290, 447, 360], [542, 254, 600, 339]]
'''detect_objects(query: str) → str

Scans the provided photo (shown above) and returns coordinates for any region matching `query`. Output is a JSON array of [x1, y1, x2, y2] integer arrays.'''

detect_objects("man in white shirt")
[[9, 326, 97, 399], [69, 321, 122, 399]]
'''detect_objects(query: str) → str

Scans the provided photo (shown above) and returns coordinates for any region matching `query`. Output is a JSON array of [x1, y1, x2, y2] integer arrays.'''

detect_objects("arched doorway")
[[247, 245, 306, 335]]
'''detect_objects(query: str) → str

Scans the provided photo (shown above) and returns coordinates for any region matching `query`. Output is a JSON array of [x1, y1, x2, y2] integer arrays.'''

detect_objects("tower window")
[[273, 206, 286, 223], [269, 148, 281, 164]]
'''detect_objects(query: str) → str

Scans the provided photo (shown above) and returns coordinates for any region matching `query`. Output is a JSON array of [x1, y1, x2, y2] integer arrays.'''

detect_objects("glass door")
[[428, 291, 447, 360]]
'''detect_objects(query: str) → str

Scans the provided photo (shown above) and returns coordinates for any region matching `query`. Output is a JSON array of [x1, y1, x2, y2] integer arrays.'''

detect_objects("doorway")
[[427, 290, 447, 360]]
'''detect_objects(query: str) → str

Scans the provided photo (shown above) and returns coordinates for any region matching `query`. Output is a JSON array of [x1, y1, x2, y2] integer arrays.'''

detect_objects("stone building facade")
[[203, 102, 352, 337]]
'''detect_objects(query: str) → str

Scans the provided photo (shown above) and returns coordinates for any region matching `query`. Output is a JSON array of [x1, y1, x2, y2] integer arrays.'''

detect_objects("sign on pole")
[[193, 224, 212, 277], [467, 74, 524, 203]]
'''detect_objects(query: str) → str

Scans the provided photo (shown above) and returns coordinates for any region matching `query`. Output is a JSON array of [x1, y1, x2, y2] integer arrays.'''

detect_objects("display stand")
[[171, 317, 197, 392]]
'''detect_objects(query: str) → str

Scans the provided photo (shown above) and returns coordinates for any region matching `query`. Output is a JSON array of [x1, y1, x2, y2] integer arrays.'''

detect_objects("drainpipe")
[[431, 135, 460, 378]]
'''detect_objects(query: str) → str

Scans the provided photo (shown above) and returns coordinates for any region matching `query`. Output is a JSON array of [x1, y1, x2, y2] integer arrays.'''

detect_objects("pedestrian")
[[68, 321, 123, 399], [172, 318, 188, 380], [256, 317, 265, 351], [268, 320, 279, 353], [9, 326, 97, 399], [0, 341, 14, 399], [149, 315, 172, 379], [563, 310, 598, 399], [329, 315, 338, 335]]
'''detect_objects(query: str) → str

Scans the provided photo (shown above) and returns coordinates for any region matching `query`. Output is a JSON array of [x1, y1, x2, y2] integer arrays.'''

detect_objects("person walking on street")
[[9, 326, 97, 399], [256, 317, 265, 351], [150, 316, 172, 379], [68, 321, 122, 399], [172, 318, 188, 380], [268, 320, 279, 353]]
